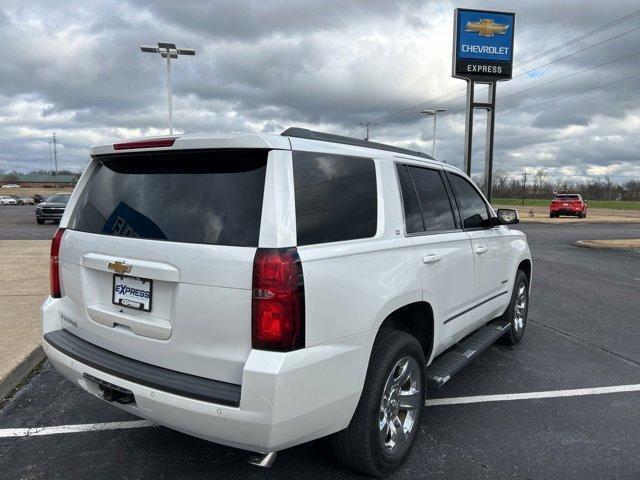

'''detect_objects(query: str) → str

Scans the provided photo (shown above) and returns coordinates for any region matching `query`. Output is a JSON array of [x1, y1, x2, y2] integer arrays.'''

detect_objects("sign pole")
[[463, 79, 474, 176], [484, 81, 497, 201]]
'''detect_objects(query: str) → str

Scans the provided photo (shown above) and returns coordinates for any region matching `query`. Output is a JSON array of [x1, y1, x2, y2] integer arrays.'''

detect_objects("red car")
[[549, 193, 587, 218]]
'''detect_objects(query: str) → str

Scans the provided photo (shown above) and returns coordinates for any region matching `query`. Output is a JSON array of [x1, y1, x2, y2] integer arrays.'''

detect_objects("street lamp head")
[[421, 109, 447, 115], [142, 43, 196, 58], [140, 41, 196, 135]]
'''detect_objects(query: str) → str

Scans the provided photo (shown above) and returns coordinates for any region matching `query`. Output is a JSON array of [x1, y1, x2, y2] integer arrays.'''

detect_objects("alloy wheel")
[[378, 356, 422, 454]]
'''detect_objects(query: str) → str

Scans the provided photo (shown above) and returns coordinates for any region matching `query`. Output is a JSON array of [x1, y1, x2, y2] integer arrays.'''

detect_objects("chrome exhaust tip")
[[248, 451, 277, 468]]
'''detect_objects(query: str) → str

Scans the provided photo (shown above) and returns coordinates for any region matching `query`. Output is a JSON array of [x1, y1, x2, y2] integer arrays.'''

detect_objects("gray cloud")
[[0, 0, 639, 183]]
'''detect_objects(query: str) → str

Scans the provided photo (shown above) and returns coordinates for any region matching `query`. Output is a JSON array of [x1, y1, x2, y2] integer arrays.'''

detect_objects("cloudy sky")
[[1, 0, 639, 182]]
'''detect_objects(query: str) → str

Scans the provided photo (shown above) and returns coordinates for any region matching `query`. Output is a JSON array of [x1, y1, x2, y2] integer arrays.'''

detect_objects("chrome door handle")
[[474, 246, 488, 255], [422, 254, 441, 264]]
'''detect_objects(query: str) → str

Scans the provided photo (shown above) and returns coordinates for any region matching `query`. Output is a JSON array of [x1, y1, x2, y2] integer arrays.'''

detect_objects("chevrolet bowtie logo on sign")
[[465, 18, 509, 37], [108, 260, 132, 275], [453, 8, 515, 80]]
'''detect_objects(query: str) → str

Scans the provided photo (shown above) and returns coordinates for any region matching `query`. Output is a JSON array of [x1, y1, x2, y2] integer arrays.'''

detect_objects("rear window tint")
[[68, 149, 267, 246], [293, 151, 377, 246]]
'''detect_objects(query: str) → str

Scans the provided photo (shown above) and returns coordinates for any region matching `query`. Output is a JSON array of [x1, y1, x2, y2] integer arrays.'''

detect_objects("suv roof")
[[90, 127, 461, 172]]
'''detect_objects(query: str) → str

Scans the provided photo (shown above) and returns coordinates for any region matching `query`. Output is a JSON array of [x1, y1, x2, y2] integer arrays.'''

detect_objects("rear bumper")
[[550, 209, 582, 215], [41, 297, 375, 453]]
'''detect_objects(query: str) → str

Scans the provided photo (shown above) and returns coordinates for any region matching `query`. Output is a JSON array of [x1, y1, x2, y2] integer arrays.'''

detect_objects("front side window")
[[293, 151, 377, 246], [448, 173, 492, 229]]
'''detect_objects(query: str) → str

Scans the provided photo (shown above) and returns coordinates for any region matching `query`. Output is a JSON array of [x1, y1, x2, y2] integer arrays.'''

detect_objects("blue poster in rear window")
[[454, 9, 515, 79]]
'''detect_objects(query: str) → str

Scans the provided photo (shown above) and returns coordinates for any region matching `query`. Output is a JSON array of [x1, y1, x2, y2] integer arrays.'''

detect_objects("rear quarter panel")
[[297, 158, 422, 346]]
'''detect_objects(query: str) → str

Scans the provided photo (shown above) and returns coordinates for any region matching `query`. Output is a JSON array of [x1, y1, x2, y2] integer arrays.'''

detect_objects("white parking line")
[[426, 383, 640, 406], [2, 385, 639, 438], [0, 420, 154, 438]]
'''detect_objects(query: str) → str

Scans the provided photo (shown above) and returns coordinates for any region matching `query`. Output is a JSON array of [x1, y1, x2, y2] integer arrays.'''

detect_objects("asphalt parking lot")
[[1, 212, 639, 478], [0, 205, 58, 240]]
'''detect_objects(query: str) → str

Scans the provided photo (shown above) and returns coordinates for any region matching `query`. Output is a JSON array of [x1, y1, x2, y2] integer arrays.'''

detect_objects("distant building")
[[2, 174, 79, 188]]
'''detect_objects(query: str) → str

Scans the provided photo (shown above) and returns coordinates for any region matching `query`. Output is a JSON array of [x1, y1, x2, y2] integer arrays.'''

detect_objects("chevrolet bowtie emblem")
[[108, 260, 132, 275], [465, 18, 509, 37]]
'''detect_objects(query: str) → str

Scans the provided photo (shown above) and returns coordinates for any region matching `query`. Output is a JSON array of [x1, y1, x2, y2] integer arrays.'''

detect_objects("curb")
[[0, 346, 46, 401], [575, 240, 640, 252]]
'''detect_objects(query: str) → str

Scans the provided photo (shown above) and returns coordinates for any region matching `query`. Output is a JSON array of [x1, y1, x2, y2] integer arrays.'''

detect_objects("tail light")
[[252, 248, 305, 351], [50, 228, 66, 298]]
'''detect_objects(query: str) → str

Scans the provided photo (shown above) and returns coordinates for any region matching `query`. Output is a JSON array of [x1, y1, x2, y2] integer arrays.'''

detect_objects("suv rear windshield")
[[554, 195, 580, 200], [68, 149, 268, 246]]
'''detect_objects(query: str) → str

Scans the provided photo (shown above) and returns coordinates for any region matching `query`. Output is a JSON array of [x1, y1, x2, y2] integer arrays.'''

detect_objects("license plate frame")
[[112, 274, 153, 312]]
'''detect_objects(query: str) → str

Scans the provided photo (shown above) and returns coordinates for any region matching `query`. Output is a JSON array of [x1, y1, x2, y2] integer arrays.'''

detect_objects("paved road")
[[0, 205, 58, 240], [1, 222, 639, 479]]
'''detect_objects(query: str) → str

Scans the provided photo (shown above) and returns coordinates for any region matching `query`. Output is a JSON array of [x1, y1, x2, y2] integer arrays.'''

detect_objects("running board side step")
[[426, 319, 510, 390]]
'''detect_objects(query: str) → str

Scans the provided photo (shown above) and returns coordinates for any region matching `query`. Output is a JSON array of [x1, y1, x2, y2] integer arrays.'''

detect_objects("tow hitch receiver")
[[83, 373, 136, 405]]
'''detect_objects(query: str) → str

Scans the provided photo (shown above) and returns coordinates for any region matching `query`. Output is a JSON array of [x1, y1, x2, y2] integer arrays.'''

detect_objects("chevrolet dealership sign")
[[453, 8, 515, 80]]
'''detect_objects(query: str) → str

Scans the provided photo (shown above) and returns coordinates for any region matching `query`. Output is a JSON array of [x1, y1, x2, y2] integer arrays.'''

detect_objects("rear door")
[[446, 172, 511, 326], [396, 163, 476, 351], [59, 148, 271, 385]]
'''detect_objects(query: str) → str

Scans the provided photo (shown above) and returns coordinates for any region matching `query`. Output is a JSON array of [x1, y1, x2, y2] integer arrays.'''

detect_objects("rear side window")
[[293, 151, 377, 246], [406, 166, 456, 232], [396, 165, 423, 233], [447, 173, 491, 229], [397, 164, 456, 233], [68, 149, 268, 246]]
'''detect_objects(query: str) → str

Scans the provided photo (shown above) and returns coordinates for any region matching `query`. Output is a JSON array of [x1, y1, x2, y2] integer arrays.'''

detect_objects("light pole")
[[421, 109, 446, 158], [140, 42, 196, 135]]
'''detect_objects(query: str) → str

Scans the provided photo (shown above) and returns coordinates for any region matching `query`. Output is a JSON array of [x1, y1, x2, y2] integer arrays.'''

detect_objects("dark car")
[[35, 193, 71, 224], [32, 194, 46, 204]]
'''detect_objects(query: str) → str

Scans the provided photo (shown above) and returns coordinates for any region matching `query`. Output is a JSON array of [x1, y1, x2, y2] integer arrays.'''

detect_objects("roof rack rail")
[[281, 127, 434, 160]]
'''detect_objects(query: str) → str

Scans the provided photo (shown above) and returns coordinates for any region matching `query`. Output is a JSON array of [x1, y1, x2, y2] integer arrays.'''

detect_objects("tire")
[[497, 270, 529, 346], [549, 213, 553, 218], [36, 218, 45, 224], [331, 329, 425, 477]]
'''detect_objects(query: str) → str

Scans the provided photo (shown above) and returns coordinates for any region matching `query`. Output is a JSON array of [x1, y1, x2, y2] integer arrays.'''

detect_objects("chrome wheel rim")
[[378, 356, 421, 454], [514, 282, 527, 331]]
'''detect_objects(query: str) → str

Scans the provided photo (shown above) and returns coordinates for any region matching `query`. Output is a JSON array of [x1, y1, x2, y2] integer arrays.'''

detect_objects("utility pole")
[[52, 132, 58, 176], [522, 170, 527, 206], [140, 43, 196, 135], [359, 122, 377, 141], [48, 139, 53, 175]]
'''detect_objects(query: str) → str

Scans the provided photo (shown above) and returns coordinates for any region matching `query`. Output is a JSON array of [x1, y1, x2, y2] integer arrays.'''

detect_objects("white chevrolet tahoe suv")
[[42, 128, 531, 477]]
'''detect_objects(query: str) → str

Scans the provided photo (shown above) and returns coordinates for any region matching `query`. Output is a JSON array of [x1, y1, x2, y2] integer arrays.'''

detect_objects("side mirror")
[[496, 208, 519, 225]]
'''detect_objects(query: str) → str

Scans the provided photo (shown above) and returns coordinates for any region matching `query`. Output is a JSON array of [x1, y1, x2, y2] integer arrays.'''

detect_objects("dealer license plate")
[[112, 275, 153, 312]]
